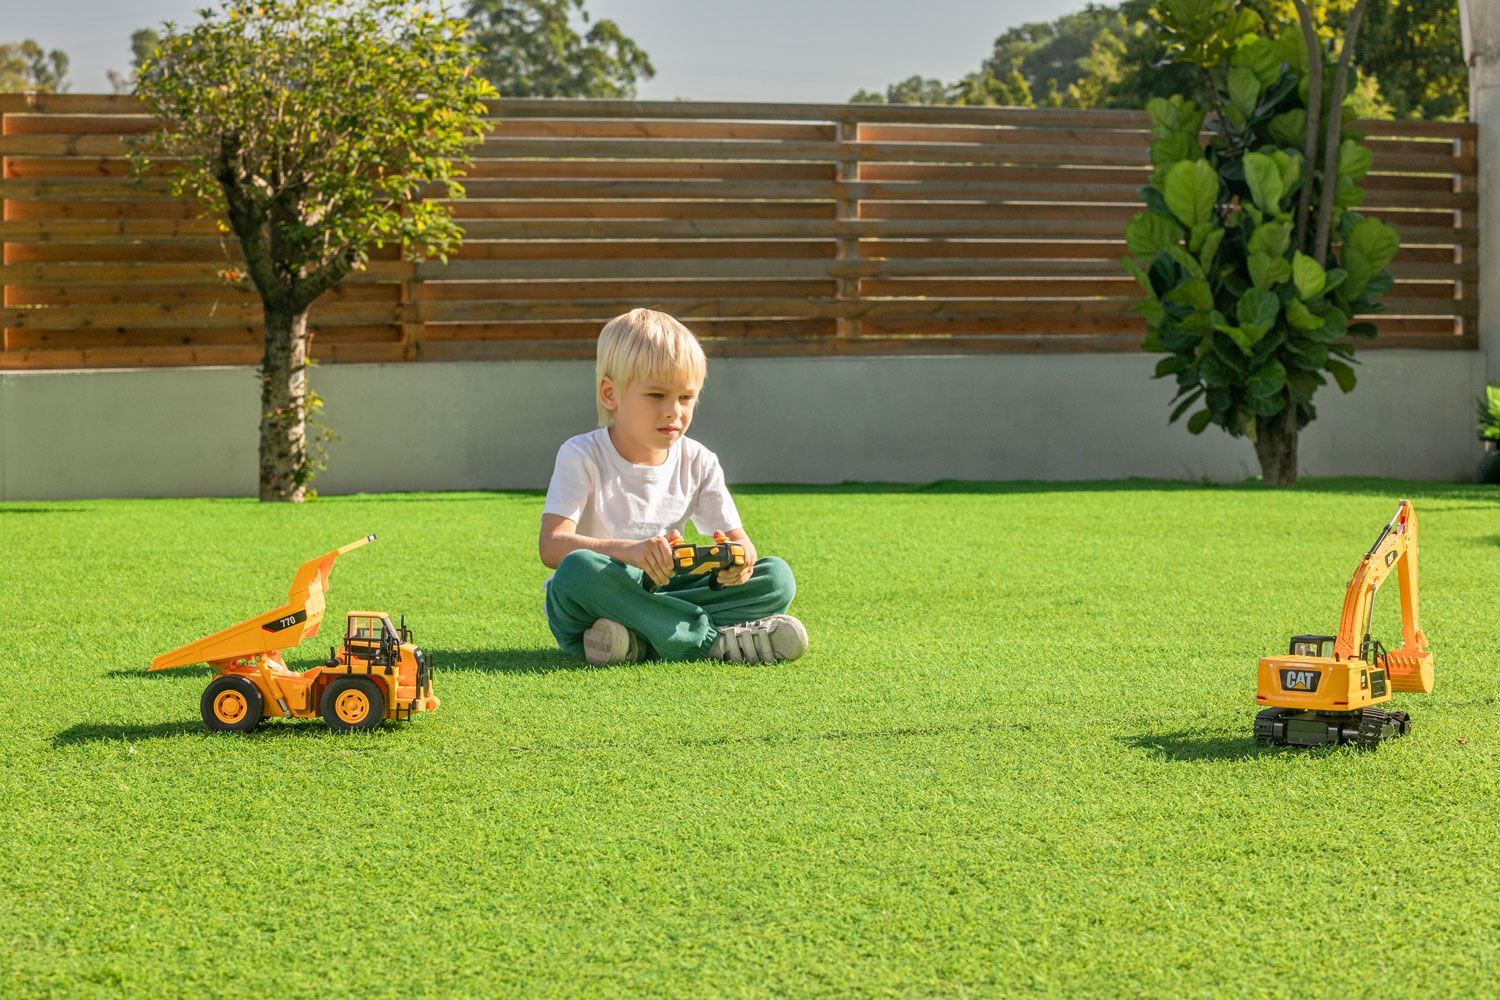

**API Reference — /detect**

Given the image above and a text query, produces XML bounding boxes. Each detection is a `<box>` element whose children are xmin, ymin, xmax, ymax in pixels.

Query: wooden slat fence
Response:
<box><xmin>0</xmin><ymin>93</ymin><xmax>1478</xmax><ymax>369</ymax></box>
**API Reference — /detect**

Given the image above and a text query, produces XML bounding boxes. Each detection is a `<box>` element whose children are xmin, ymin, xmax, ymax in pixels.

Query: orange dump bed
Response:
<box><xmin>149</xmin><ymin>535</ymin><xmax>375</xmax><ymax>671</ymax></box>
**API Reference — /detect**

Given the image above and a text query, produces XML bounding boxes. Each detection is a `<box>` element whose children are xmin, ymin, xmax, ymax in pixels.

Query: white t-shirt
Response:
<box><xmin>541</xmin><ymin>427</ymin><xmax>742</xmax><ymax>587</ymax></box>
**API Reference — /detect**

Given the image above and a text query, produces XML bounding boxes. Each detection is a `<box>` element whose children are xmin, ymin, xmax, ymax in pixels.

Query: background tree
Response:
<box><xmin>1350</xmin><ymin>0</ymin><xmax>1467</xmax><ymax>119</ymax></box>
<box><xmin>0</xmin><ymin>40</ymin><xmax>70</xmax><ymax>92</ymax></box>
<box><xmin>463</xmin><ymin>0</ymin><xmax>653</xmax><ymax>97</ymax></box>
<box><xmin>1122</xmin><ymin>0</ymin><xmax>1398</xmax><ymax>487</ymax></box>
<box><xmin>129</xmin><ymin>0</ymin><xmax>496</xmax><ymax>502</ymax></box>
<box><xmin>107</xmin><ymin>29</ymin><xmax>162</xmax><ymax>95</ymax></box>
<box><xmin>849</xmin><ymin>0</ymin><xmax>1462</xmax><ymax>117</ymax></box>
<box><xmin>851</xmin><ymin>76</ymin><xmax>951</xmax><ymax>105</ymax></box>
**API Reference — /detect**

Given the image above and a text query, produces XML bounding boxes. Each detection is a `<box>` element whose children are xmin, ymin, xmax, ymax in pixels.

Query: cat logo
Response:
<box><xmin>1386</xmin><ymin>550</ymin><xmax>1397</xmax><ymax>567</ymax></box>
<box><xmin>1279</xmin><ymin>668</ymin><xmax>1322</xmax><ymax>693</ymax></box>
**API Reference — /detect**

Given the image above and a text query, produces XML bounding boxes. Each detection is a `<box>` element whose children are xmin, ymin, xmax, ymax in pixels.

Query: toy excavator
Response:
<box><xmin>1254</xmin><ymin>500</ymin><xmax>1434</xmax><ymax>748</ymax></box>
<box><xmin>150</xmin><ymin>535</ymin><xmax>439</xmax><ymax>733</ymax></box>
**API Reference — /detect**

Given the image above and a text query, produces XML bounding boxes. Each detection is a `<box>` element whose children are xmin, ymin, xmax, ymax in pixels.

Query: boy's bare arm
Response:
<box><xmin>540</xmin><ymin>513</ymin><xmax>675</xmax><ymax>586</ymax></box>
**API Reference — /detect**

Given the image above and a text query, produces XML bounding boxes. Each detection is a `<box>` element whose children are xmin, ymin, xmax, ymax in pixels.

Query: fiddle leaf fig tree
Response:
<box><xmin>129</xmin><ymin>0</ymin><xmax>497</xmax><ymax>501</ymax></box>
<box><xmin>1122</xmin><ymin>0</ymin><xmax>1397</xmax><ymax>486</ymax></box>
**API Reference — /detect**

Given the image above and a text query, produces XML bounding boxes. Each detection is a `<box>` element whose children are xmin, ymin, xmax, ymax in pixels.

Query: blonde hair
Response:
<box><xmin>595</xmin><ymin>308</ymin><xmax>707</xmax><ymax>427</ymax></box>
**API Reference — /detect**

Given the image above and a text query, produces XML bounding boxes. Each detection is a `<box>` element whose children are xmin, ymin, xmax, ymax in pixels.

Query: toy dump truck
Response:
<box><xmin>151</xmin><ymin>535</ymin><xmax>439</xmax><ymax>733</ymax></box>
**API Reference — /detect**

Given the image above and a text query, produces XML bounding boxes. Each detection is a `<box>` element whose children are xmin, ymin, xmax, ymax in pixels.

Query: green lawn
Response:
<box><xmin>4</xmin><ymin>479</ymin><xmax>1499</xmax><ymax>997</ymax></box>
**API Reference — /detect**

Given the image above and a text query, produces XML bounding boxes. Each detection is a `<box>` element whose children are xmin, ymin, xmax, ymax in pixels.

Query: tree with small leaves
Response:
<box><xmin>463</xmin><ymin>0</ymin><xmax>653</xmax><ymax>98</ymax></box>
<box><xmin>0</xmin><ymin>40</ymin><xmax>70</xmax><ymax>92</ymax></box>
<box><xmin>129</xmin><ymin>0</ymin><xmax>497</xmax><ymax>501</ymax></box>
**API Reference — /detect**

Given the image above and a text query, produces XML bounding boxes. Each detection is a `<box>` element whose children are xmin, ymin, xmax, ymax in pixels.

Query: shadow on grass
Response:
<box><xmin>100</xmin><ymin>650</ymin><xmax>586</xmax><ymax>680</ymax></box>
<box><xmin>1121</xmin><ymin>731</ymin><xmax>1275</xmax><ymax>762</ymax></box>
<box><xmin>104</xmin><ymin>665</ymin><xmax>215</xmax><ymax>680</ymax></box>
<box><xmin>0</xmin><ymin>505</ymin><xmax>90</xmax><ymax>514</ymax></box>
<box><xmin>51</xmin><ymin>717</ymin><xmax>329</xmax><ymax>747</ymax></box>
<box><xmin>427</xmin><ymin>647</ymin><xmax>594</xmax><ymax>675</ymax></box>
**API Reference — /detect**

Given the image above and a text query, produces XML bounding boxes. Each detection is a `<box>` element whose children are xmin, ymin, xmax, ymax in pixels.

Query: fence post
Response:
<box><xmin>834</xmin><ymin>113</ymin><xmax>860</xmax><ymax>342</ymax></box>
<box><xmin>0</xmin><ymin>94</ymin><xmax>17</xmax><ymax>358</ymax></box>
<box><xmin>1456</xmin><ymin>131</ymin><xmax>1477</xmax><ymax>344</ymax></box>
<box><xmin>399</xmin><ymin>263</ymin><xmax>422</xmax><ymax>361</ymax></box>
<box><xmin>1465</xmin><ymin>0</ymin><xmax>1500</xmax><ymax>383</ymax></box>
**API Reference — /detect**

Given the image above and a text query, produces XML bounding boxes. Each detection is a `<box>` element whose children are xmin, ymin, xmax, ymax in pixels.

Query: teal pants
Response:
<box><xmin>544</xmin><ymin>549</ymin><xmax>796</xmax><ymax>661</ymax></box>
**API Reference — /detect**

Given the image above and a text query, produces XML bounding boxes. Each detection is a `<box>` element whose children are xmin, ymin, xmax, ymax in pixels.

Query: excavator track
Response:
<box><xmin>1356</xmin><ymin>706</ymin><xmax>1411</xmax><ymax>749</ymax></box>
<box><xmin>1254</xmin><ymin>706</ymin><xmax>1411</xmax><ymax>748</ymax></box>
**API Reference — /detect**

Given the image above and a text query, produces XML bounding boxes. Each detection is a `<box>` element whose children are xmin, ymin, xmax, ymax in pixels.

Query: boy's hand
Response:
<box><xmin>628</xmin><ymin>534</ymin><xmax>676</xmax><ymax>588</ymax></box>
<box><xmin>716</xmin><ymin>533</ymin><xmax>756</xmax><ymax>587</ymax></box>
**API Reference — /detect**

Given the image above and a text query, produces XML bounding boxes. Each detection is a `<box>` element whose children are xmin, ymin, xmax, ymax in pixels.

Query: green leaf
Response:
<box><xmin>1341</xmin><ymin>217</ymin><xmax>1400</xmax><ymax>299</ymax></box>
<box><xmin>1236</xmin><ymin>287</ymin><xmax>1280</xmax><ymax>339</ymax></box>
<box><xmin>1272</xmin><ymin>150</ymin><xmax>1302</xmax><ymax>198</ymax></box>
<box><xmin>1248</xmin><ymin>221</ymin><xmax>1292</xmax><ymax>257</ymax></box>
<box><xmin>1284</xmin><ymin>298</ymin><xmax>1324</xmax><ymax>330</ymax></box>
<box><xmin>1268</xmin><ymin>108</ymin><xmax>1306</xmax><ymax>146</ymax></box>
<box><xmin>1336</xmin><ymin>138</ymin><xmax>1373</xmax><ymax>183</ymax></box>
<box><xmin>1147</xmin><ymin>94</ymin><xmax>1204</xmax><ymax>137</ymax></box>
<box><xmin>1164</xmin><ymin>158</ymin><xmax>1219</xmax><ymax>229</ymax></box>
<box><xmin>1121</xmin><ymin>256</ymin><xmax>1156</xmax><ymax>297</ymax></box>
<box><xmin>1248</xmin><ymin>358</ymin><xmax>1287</xmax><ymax>398</ymax></box>
<box><xmin>1212</xmin><ymin>322</ymin><xmax>1254</xmax><ymax>355</ymax></box>
<box><xmin>1170</xmin><ymin>388</ymin><xmax>1204</xmax><ymax>422</ymax></box>
<box><xmin>1231</xmin><ymin>36</ymin><xmax>1284</xmax><ymax>88</ymax></box>
<box><xmin>1243</xmin><ymin>152</ymin><xmax>1283</xmax><ymax>215</ymax></box>
<box><xmin>1248</xmin><ymin>251</ymin><xmax>1290</xmax><ymax>290</ymax></box>
<box><xmin>1126</xmin><ymin>212</ymin><xmax>1185</xmax><ymax>257</ymax></box>
<box><xmin>1164</xmin><ymin>243</ymin><xmax>1207</xmax><ymax>280</ymax></box>
<box><xmin>1197</xmin><ymin>227</ymin><xmax>1225</xmax><ymax>273</ymax></box>
<box><xmin>1292</xmin><ymin>251</ymin><xmax>1326</xmax><ymax>300</ymax></box>
<box><xmin>1227</xmin><ymin>66</ymin><xmax>1260</xmax><ymax>116</ymax></box>
<box><xmin>1325</xmin><ymin>359</ymin><xmax>1357</xmax><ymax>393</ymax></box>
<box><xmin>1166</xmin><ymin>277</ymin><xmax>1214</xmax><ymax>313</ymax></box>
<box><xmin>1304</xmin><ymin>307</ymin><xmax>1349</xmax><ymax>343</ymax></box>
<box><xmin>1285</xmin><ymin>339</ymin><xmax>1329</xmax><ymax>371</ymax></box>
<box><xmin>1187</xmin><ymin>408</ymin><xmax>1212</xmax><ymax>434</ymax></box>
<box><xmin>1333</xmin><ymin>174</ymin><xmax>1365</xmax><ymax>209</ymax></box>
<box><xmin>1151</xmin><ymin>131</ymin><xmax>1202</xmax><ymax>166</ymax></box>
<box><xmin>1188</xmin><ymin>222</ymin><xmax>1214</xmax><ymax>254</ymax></box>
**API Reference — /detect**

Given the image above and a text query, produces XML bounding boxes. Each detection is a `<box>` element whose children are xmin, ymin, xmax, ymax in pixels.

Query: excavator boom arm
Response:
<box><xmin>1331</xmin><ymin>502</ymin><xmax>1424</xmax><ymax>661</ymax></box>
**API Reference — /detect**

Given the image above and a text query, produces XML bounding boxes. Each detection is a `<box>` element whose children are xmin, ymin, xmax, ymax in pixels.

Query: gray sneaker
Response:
<box><xmin>708</xmin><ymin>615</ymin><xmax>808</xmax><ymax>664</ymax></box>
<box><xmin>582</xmin><ymin>618</ymin><xmax>643</xmax><ymax>665</ymax></box>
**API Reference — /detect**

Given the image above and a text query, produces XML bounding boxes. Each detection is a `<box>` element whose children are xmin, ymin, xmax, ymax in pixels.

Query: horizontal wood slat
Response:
<box><xmin>1</xmin><ymin>94</ymin><xmax>1477</xmax><ymax>369</ymax></box>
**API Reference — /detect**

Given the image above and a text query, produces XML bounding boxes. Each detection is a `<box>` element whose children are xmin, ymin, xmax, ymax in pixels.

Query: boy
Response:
<box><xmin>538</xmin><ymin>308</ymin><xmax>808</xmax><ymax>666</ymax></box>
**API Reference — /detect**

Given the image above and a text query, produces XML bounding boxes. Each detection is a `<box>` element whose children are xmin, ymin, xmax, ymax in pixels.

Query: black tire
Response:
<box><xmin>201</xmin><ymin>675</ymin><xmax>265</xmax><ymax>733</ymax></box>
<box><xmin>321</xmin><ymin>676</ymin><xmax>386</xmax><ymax>733</ymax></box>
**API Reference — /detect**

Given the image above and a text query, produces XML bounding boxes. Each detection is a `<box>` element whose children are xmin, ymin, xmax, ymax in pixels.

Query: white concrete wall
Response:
<box><xmin>0</xmin><ymin>351</ymin><xmax>1486</xmax><ymax>501</ymax></box>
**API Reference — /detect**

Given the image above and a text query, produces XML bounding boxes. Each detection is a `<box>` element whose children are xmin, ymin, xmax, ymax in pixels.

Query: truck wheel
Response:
<box><xmin>321</xmin><ymin>676</ymin><xmax>386</xmax><ymax>732</ymax></box>
<box><xmin>201</xmin><ymin>675</ymin><xmax>264</xmax><ymax>733</ymax></box>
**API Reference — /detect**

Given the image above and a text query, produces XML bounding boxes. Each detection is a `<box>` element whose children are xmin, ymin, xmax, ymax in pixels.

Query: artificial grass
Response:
<box><xmin>3</xmin><ymin>478</ymin><xmax>1499</xmax><ymax>997</ymax></box>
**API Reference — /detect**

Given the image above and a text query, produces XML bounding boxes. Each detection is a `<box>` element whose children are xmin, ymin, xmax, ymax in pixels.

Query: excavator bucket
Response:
<box><xmin>150</xmin><ymin>535</ymin><xmax>376</xmax><ymax>671</ymax></box>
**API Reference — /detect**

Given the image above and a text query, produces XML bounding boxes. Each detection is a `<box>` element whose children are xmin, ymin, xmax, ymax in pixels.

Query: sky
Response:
<box><xmin>5</xmin><ymin>0</ymin><xmax>1098</xmax><ymax>102</ymax></box>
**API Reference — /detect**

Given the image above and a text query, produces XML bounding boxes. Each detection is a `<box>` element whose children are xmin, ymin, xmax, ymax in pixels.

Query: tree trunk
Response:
<box><xmin>259</xmin><ymin>304</ymin><xmax>310</xmax><ymax>502</ymax></box>
<box><xmin>1253</xmin><ymin>404</ymin><xmax>1299</xmax><ymax>487</ymax></box>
